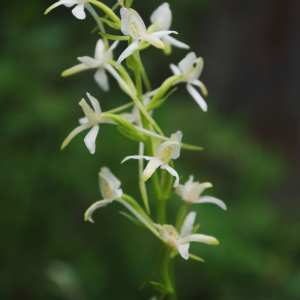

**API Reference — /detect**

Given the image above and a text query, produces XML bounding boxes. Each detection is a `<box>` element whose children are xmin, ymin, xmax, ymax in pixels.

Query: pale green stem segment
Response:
<box><xmin>99</xmin><ymin>32</ymin><xmax>129</xmax><ymax>41</ymax></box>
<box><xmin>106</xmin><ymin>59</ymin><xmax>136</xmax><ymax>94</ymax></box>
<box><xmin>87</xmin><ymin>0</ymin><xmax>120</xmax><ymax>24</ymax></box>
<box><xmin>104</xmin><ymin>101</ymin><xmax>134</xmax><ymax>114</ymax></box>
<box><xmin>97</xmin><ymin>17</ymin><xmax>120</xmax><ymax>29</ymax></box>
<box><xmin>175</xmin><ymin>202</ymin><xmax>190</xmax><ymax>231</ymax></box>
<box><xmin>138</xmin><ymin>142</ymin><xmax>150</xmax><ymax>214</ymax></box>
<box><xmin>104</xmin><ymin>63</ymin><xmax>164</xmax><ymax>136</ymax></box>
<box><xmin>85</xmin><ymin>3</ymin><xmax>108</xmax><ymax>50</ymax></box>
<box><xmin>117</xmin><ymin>198</ymin><xmax>159</xmax><ymax>237</ymax></box>
<box><xmin>135</xmin><ymin>50</ymin><xmax>152</xmax><ymax>92</ymax></box>
<box><xmin>134</xmin><ymin>126</ymin><xmax>203</xmax><ymax>151</ymax></box>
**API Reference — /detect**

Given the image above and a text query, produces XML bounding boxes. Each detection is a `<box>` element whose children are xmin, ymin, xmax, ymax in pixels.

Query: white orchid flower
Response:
<box><xmin>61</xmin><ymin>93</ymin><xmax>112</xmax><ymax>154</ymax></box>
<box><xmin>170</xmin><ymin>52</ymin><xmax>208</xmax><ymax>111</ymax></box>
<box><xmin>121</xmin><ymin>131</ymin><xmax>182</xmax><ymax>187</ymax></box>
<box><xmin>175</xmin><ymin>176</ymin><xmax>227</xmax><ymax>210</ymax></box>
<box><xmin>150</xmin><ymin>3</ymin><xmax>189</xmax><ymax>52</ymax></box>
<box><xmin>85</xmin><ymin>167</ymin><xmax>123</xmax><ymax>222</ymax></box>
<box><xmin>116</xmin><ymin>7</ymin><xmax>178</xmax><ymax>68</ymax></box>
<box><xmin>62</xmin><ymin>39</ymin><xmax>119</xmax><ymax>91</ymax></box>
<box><xmin>155</xmin><ymin>212</ymin><xmax>219</xmax><ymax>260</ymax></box>
<box><xmin>45</xmin><ymin>0</ymin><xmax>88</xmax><ymax>20</ymax></box>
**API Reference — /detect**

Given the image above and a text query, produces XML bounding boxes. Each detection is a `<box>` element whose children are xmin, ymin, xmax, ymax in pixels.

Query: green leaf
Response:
<box><xmin>189</xmin><ymin>253</ymin><xmax>205</xmax><ymax>262</ymax></box>
<box><xmin>192</xmin><ymin>223</ymin><xmax>200</xmax><ymax>234</ymax></box>
<box><xmin>119</xmin><ymin>211</ymin><xmax>145</xmax><ymax>228</ymax></box>
<box><xmin>99</xmin><ymin>32</ymin><xmax>129</xmax><ymax>41</ymax></box>
<box><xmin>97</xmin><ymin>17</ymin><xmax>120</xmax><ymax>29</ymax></box>
<box><xmin>150</xmin><ymin>282</ymin><xmax>169</xmax><ymax>294</ymax></box>
<box><xmin>147</xmin><ymin>74</ymin><xmax>183</xmax><ymax>108</ymax></box>
<box><xmin>147</xmin><ymin>88</ymin><xmax>177</xmax><ymax>111</ymax></box>
<box><xmin>160</xmin><ymin>160</ymin><xmax>174</xmax><ymax>199</ymax></box>
<box><xmin>181</xmin><ymin>143</ymin><xmax>203</xmax><ymax>151</ymax></box>
<box><xmin>125</xmin><ymin>0</ymin><xmax>134</xmax><ymax>8</ymax></box>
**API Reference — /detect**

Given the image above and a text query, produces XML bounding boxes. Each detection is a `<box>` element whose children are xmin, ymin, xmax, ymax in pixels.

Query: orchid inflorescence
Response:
<box><xmin>45</xmin><ymin>1</ymin><xmax>226</xmax><ymax>299</ymax></box>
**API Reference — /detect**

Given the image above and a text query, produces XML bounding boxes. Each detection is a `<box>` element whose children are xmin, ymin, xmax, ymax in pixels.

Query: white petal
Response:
<box><xmin>188</xmin><ymin>57</ymin><xmax>203</xmax><ymax>82</ymax></box>
<box><xmin>99</xmin><ymin>167</ymin><xmax>122</xmax><ymax>197</ymax></box>
<box><xmin>191</xmin><ymin>79</ymin><xmax>208</xmax><ymax>96</ymax></box>
<box><xmin>86</xmin><ymin>93</ymin><xmax>101</xmax><ymax>120</ymax></box>
<box><xmin>143</xmin><ymin>158</ymin><xmax>165</xmax><ymax>182</ymax></box>
<box><xmin>116</xmin><ymin>40</ymin><xmax>139</xmax><ymax>69</ymax></box>
<box><xmin>155</xmin><ymin>224</ymin><xmax>178</xmax><ymax>243</ymax></box>
<box><xmin>177</xmin><ymin>243</ymin><xmax>190</xmax><ymax>260</ymax></box>
<box><xmin>72</xmin><ymin>3</ymin><xmax>86</xmax><ymax>20</ymax></box>
<box><xmin>160</xmin><ymin>164</ymin><xmax>179</xmax><ymax>187</ymax></box>
<box><xmin>94</xmin><ymin>39</ymin><xmax>105</xmax><ymax>61</ymax></box>
<box><xmin>44</xmin><ymin>0</ymin><xmax>76</xmax><ymax>14</ymax></box>
<box><xmin>150</xmin><ymin>3</ymin><xmax>172</xmax><ymax>31</ymax></box>
<box><xmin>79</xmin><ymin>99</ymin><xmax>98</xmax><ymax>124</ymax></box>
<box><xmin>178</xmin><ymin>52</ymin><xmax>196</xmax><ymax>75</ymax></box>
<box><xmin>163</xmin><ymin>35</ymin><xmax>190</xmax><ymax>49</ymax></box>
<box><xmin>84</xmin><ymin>125</ymin><xmax>99</xmax><ymax>154</ymax></box>
<box><xmin>151</xmin><ymin>30</ymin><xmax>178</xmax><ymax>39</ymax></box>
<box><xmin>107</xmin><ymin>188</ymin><xmax>123</xmax><ymax>202</ymax></box>
<box><xmin>79</xmin><ymin>116</ymin><xmax>88</xmax><ymax>125</ymax></box>
<box><xmin>196</xmin><ymin>196</ymin><xmax>227</xmax><ymax>210</ymax></box>
<box><xmin>121</xmin><ymin>155</ymin><xmax>154</xmax><ymax>164</ymax></box>
<box><xmin>180</xmin><ymin>212</ymin><xmax>196</xmax><ymax>239</ymax></box>
<box><xmin>61</xmin><ymin>63</ymin><xmax>89</xmax><ymax>77</ymax></box>
<box><xmin>186</xmin><ymin>84</ymin><xmax>208</xmax><ymax>112</ymax></box>
<box><xmin>62</xmin><ymin>0</ymin><xmax>77</xmax><ymax>8</ymax></box>
<box><xmin>84</xmin><ymin>199</ymin><xmax>110</xmax><ymax>222</ymax></box>
<box><xmin>127</xmin><ymin>8</ymin><xmax>147</xmax><ymax>37</ymax></box>
<box><xmin>170</xmin><ymin>64</ymin><xmax>182</xmax><ymax>76</ymax></box>
<box><xmin>180</xmin><ymin>234</ymin><xmax>219</xmax><ymax>246</ymax></box>
<box><xmin>141</xmin><ymin>33</ymin><xmax>164</xmax><ymax>49</ymax></box>
<box><xmin>120</xmin><ymin>7</ymin><xmax>130</xmax><ymax>36</ymax></box>
<box><xmin>61</xmin><ymin>123</ymin><xmax>91</xmax><ymax>150</ymax></box>
<box><xmin>94</xmin><ymin>68</ymin><xmax>109</xmax><ymax>91</ymax></box>
<box><xmin>105</xmin><ymin>40</ymin><xmax>119</xmax><ymax>61</ymax></box>
<box><xmin>77</xmin><ymin>56</ymin><xmax>100</xmax><ymax>68</ymax></box>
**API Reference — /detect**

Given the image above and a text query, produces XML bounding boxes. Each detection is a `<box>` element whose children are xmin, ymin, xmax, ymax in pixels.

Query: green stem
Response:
<box><xmin>85</xmin><ymin>3</ymin><xmax>109</xmax><ymax>50</ymax></box>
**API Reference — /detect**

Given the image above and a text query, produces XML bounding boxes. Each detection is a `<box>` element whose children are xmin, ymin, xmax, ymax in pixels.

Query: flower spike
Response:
<box><xmin>150</xmin><ymin>3</ymin><xmax>189</xmax><ymax>53</ymax></box>
<box><xmin>155</xmin><ymin>212</ymin><xmax>219</xmax><ymax>260</ymax></box>
<box><xmin>170</xmin><ymin>52</ymin><xmax>208</xmax><ymax>111</ymax></box>
<box><xmin>176</xmin><ymin>175</ymin><xmax>227</xmax><ymax>210</ymax></box>
<box><xmin>116</xmin><ymin>7</ymin><xmax>178</xmax><ymax>68</ymax></box>
<box><xmin>121</xmin><ymin>131</ymin><xmax>182</xmax><ymax>187</ymax></box>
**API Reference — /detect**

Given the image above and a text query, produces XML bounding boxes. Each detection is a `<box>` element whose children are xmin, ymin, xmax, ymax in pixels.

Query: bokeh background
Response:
<box><xmin>1</xmin><ymin>0</ymin><xmax>300</xmax><ymax>299</ymax></box>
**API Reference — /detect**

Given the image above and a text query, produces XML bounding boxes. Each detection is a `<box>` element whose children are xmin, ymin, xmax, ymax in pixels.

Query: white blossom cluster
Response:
<box><xmin>44</xmin><ymin>0</ymin><xmax>226</xmax><ymax>298</ymax></box>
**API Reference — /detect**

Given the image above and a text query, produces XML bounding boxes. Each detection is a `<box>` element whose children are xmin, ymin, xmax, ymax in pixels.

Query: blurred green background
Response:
<box><xmin>1</xmin><ymin>0</ymin><xmax>300</xmax><ymax>299</ymax></box>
